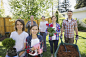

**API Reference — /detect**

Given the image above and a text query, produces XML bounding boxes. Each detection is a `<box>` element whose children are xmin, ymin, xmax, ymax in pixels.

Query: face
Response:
<box><xmin>42</xmin><ymin>17</ymin><xmax>45</xmax><ymax>20</ymax></box>
<box><xmin>67</xmin><ymin>12</ymin><xmax>73</xmax><ymax>18</ymax></box>
<box><xmin>52</xmin><ymin>17</ymin><xmax>56</xmax><ymax>23</ymax></box>
<box><xmin>16</xmin><ymin>21</ymin><xmax>23</xmax><ymax>31</ymax></box>
<box><xmin>30</xmin><ymin>16</ymin><xmax>34</xmax><ymax>21</ymax></box>
<box><xmin>31</xmin><ymin>26</ymin><xmax>38</xmax><ymax>35</ymax></box>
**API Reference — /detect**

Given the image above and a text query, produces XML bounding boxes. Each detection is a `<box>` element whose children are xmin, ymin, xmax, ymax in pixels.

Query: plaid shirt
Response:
<box><xmin>46</xmin><ymin>23</ymin><xmax>60</xmax><ymax>40</ymax></box>
<box><xmin>62</xmin><ymin>18</ymin><xmax>77</xmax><ymax>38</ymax></box>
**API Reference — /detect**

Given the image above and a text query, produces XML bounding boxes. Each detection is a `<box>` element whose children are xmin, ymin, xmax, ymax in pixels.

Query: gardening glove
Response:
<box><xmin>75</xmin><ymin>35</ymin><xmax>79</xmax><ymax>40</ymax></box>
<box><xmin>60</xmin><ymin>34</ymin><xmax>63</xmax><ymax>39</ymax></box>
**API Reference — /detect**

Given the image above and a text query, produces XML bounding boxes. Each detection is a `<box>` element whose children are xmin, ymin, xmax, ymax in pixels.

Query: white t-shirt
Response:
<box><xmin>68</xmin><ymin>20</ymin><xmax>71</xmax><ymax>22</ymax></box>
<box><xmin>39</xmin><ymin>21</ymin><xmax>48</xmax><ymax>32</ymax></box>
<box><xmin>10</xmin><ymin>31</ymin><xmax>28</xmax><ymax>57</ymax></box>
<box><xmin>29</xmin><ymin>38</ymin><xmax>40</xmax><ymax>56</ymax></box>
<box><xmin>52</xmin><ymin>26</ymin><xmax>56</xmax><ymax>40</ymax></box>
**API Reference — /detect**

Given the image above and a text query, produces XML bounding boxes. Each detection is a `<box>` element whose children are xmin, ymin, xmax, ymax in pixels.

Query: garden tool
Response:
<box><xmin>60</xmin><ymin>37</ymin><xmax>70</xmax><ymax>52</ymax></box>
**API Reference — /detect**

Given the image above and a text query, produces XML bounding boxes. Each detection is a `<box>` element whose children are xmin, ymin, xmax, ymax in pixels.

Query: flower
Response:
<box><xmin>54</xmin><ymin>33</ymin><xmax>57</xmax><ymax>35</ymax></box>
<box><xmin>50</xmin><ymin>24</ymin><xmax>53</xmax><ymax>27</ymax></box>
<box><xmin>46</xmin><ymin>23</ymin><xmax>49</xmax><ymax>26</ymax></box>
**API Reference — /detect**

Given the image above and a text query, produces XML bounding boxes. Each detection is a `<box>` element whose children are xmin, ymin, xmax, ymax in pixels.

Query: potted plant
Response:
<box><xmin>46</xmin><ymin>24</ymin><xmax>56</xmax><ymax>36</ymax></box>
<box><xmin>2</xmin><ymin>38</ymin><xmax>17</xmax><ymax>56</ymax></box>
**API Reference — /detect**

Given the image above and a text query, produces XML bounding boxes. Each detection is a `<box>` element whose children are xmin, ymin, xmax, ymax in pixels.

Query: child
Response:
<box><xmin>6</xmin><ymin>19</ymin><xmax>28</xmax><ymax>57</ymax></box>
<box><xmin>26</xmin><ymin>25</ymin><xmax>43</xmax><ymax>57</ymax></box>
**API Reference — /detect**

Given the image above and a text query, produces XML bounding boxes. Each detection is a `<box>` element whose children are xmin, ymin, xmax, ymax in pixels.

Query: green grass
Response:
<box><xmin>0</xmin><ymin>31</ymin><xmax>86</xmax><ymax>57</ymax></box>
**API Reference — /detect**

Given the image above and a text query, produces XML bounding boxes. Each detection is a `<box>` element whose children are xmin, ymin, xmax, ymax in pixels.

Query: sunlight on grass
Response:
<box><xmin>0</xmin><ymin>41</ymin><xmax>3</xmax><ymax>46</ymax></box>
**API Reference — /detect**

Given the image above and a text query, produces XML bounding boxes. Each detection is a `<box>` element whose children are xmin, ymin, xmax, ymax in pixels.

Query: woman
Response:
<box><xmin>26</xmin><ymin>25</ymin><xmax>43</xmax><ymax>57</ymax></box>
<box><xmin>6</xmin><ymin>19</ymin><xmax>28</xmax><ymax>57</ymax></box>
<box><xmin>46</xmin><ymin>16</ymin><xmax>60</xmax><ymax>57</ymax></box>
<box><xmin>39</xmin><ymin>16</ymin><xmax>48</xmax><ymax>52</ymax></box>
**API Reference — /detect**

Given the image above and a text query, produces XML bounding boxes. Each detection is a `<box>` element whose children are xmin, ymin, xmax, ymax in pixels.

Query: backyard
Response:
<box><xmin>0</xmin><ymin>31</ymin><xmax>86</xmax><ymax>57</ymax></box>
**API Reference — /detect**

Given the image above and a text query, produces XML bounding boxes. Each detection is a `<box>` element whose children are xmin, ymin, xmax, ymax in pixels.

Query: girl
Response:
<box><xmin>26</xmin><ymin>25</ymin><xmax>43</xmax><ymax>57</ymax></box>
<box><xmin>6</xmin><ymin>19</ymin><xmax>28</xmax><ymax>57</ymax></box>
<box><xmin>46</xmin><ymin>16</ymin><xmax>60</xmax><ymax>57</ymax></box>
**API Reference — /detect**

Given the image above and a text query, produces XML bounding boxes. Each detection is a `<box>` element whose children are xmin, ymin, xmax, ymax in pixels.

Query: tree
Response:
<box><xmin>75</xmin><ymin>0</ymin><xmax>86</xmax><ymax>9</ymax></box>
<box><xmin>8</xmin><ymin>0</ymin><xmax>53</xmax><ymax>20</ymax></box>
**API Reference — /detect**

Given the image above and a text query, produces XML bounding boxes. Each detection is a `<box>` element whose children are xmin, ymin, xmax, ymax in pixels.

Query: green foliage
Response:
<box><xmin>77</xmin><ymin>19</ymin><xmax>86</xmax><ymax>31</ymax></box>
<box><xmin>8</xmin><ymin>0</ymin><xmax>53</xmax><ymax>20</ymax></box>
<box><xmin>0</xmin><ymin>9</ymin><xmax>5</xmax><ymax>17</ymax></box>
<box><xmin>82</xmin><ymin>18</ymin><xmax>86</xmax><ymax>24</ymax></box>
<box><xmin>2</xmin><ymin>38</ymin><xmax>15</xmax><ymax>49</ymax></box>
<box><xmin>47</xmin><ymin>27</ymin><xmax>56</xmax><ymax>36</ymax></box>
<box><xmin>75</xmin><ymin>0</ymin><xmax>86</xmax><ymax>9</ymax></box>
<box><xmin>55</xmin><ymin>11</ymin><xmax>58</xmax><ymax>23</ymax></box>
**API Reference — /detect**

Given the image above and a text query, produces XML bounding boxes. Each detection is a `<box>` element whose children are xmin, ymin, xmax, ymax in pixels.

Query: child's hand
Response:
<box><xmin>31</xmin><ymin>47</ymin><xmax>35</xmax><ymax>51</ymax></box>
<box><xmin>37</xmin><ymin>49</ymin><xmax>43</xmax><ymax>54</ymax></box>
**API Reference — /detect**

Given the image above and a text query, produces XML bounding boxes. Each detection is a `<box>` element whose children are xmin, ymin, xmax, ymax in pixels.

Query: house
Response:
<box><xmin>63</xmin><ymin>7</ymin><xmax>86</xmax><ymax>27</ymax></box>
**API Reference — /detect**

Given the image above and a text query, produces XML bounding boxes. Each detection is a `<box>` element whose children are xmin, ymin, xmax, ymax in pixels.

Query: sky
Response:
<box><xmin>1</xmin><ymin>0</ymin><xmax>76</xmax><ymax>16</ymax></box>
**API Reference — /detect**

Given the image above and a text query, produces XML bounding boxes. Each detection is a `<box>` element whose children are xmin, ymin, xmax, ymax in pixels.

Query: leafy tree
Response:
<box><xmin>75</xmin><ymin>0</ymin><xmax>86</xmax><ymax>9</ymax></box>
<box><xmin>8</xmin><ymin>0</ymin><xmax>53</xmax><ymax>20</ymax></box>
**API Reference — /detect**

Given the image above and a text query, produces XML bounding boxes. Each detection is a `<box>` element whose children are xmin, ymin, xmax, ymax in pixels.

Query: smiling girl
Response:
<box><xmin>26</xmin><ymin>25</ymin><xmax>43</xmax><ymax>57</ymax></box>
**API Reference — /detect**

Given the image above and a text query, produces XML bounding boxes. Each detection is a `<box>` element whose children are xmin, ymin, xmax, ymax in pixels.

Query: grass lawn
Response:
<box><xmin>0</xmin><ymin>31</ymin><xmax>86</xmax><ymax>57</ymax></box>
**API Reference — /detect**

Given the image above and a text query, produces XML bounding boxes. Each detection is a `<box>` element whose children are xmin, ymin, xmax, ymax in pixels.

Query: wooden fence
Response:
<box><xmin>0</xmin><ymin>17</ymin><xmax>52</xmax><ymax>35</ymax></box>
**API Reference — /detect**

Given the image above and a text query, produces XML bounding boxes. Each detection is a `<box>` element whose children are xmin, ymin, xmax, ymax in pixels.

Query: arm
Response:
<box><xmin>19</xmin><ymin>43</ymin><xmax>26</xmax><ymax>56</ymax></box>
<box><xmin>26</xmin><ymin>21</ymin><xmax>30</xmax><ymax>28</ymax></box>
<box><xmin>56</xmin><ymin>24</ymin><xmax>60</xmax><ymax>34</ymax></box>
<box><xmin>39</xmin><ymin>22</ymin><xmax>41</xmax><ymax>32</ymax></box>
<box><xmin>75</xmin><ymin>21</ymin><xmax>78</xmax><ymax>35</ymax></box>
<box><xmin>75</xmin><ymin>27</ymin><xmax>78</xmax><ymax>35</ymax></box>
<box><xmin>19</xmin><ymin>33</ymin><xmax>29</xmax><ymax>56</ymax></box>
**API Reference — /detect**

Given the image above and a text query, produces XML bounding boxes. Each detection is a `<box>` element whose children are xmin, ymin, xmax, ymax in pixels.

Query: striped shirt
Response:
<box><xmin>62</xmin><ymin>18</ymin><xmax>77</xmax><ymax>38</ymax></box>
<box><xmin>46</xmin><ymin>23</ymin><xmax>60</xmax><ymax>40</ymax></box>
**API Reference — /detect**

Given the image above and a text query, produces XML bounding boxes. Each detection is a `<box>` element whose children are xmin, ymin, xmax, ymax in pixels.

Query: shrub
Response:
<box><xmin>77</xmin><ymin>19</ymin><xmax>86</xmax><ymax>31</ymax></box>
<box><xmin>82</xmin><ymin>18</ymin><xmax>86</xmax><ymax>24</ymax></box>
<box><xmin>2</xmin><ymin>38</ymin><xmax>15</xmax><ymax>49</ymax></box>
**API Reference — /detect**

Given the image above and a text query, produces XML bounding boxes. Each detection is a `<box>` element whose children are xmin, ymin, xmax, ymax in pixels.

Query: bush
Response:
<box><xmin>77</xmin><ymin>19</ymin><xmax>86</xmax><ymax>31</ymax></box>
<box><xmin>2</xmin><ymin>38</ymin><xmax>15</xmax><ymax>49</ymax></box>
<box><xmin>82</xmin><ymin>18</ymin><xmax>86</xmax><ymax>24</ymax></box>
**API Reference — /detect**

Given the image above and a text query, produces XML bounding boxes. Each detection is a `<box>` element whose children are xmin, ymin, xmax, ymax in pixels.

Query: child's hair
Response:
<box><xmin>15</xmin><ymin>19</ymin><xmax>25</xmax><ymax>31</ymax></box>
<box><xmin>30</xmin><ymin>25</ymin><xmax>39</xmax><ymax>30</ymax></box>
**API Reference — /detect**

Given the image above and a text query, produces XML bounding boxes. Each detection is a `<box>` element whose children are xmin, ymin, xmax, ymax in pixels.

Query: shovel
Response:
<box><xmin>60</xmin><ymin>37</ymin><xmax>70</xmax><ymax>52</ymax></box>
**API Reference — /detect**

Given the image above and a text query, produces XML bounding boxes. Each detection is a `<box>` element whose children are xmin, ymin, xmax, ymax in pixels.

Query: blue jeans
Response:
<box><xmin>49</xmin><ymin>40</ymin><xmax>58</xmax><ymax>54</ymax></box>
<box><xmin>40</xmin><ymin>32</ymin><xmax>47</xmax><ymax>51</ymax></box>
<box><xmin>5</xmin><ymin>55</ymin><xmax>18</xmax><ymax>57</ymax></box>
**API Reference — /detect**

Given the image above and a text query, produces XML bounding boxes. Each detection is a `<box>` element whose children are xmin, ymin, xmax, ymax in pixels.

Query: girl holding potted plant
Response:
<box><xmin>46</xmin><ymin>16</ymin><xmax>60</xmax><ymax>57</ymax></box>
<box><xmin>6</xmin><ymin>19</ymin><xmax>28</xmax><ymax>57</ymax></box>
<box><xmin>25</xmin><ymin>25</ymin><xmax>43</xmax><ymax>57</ymax></box>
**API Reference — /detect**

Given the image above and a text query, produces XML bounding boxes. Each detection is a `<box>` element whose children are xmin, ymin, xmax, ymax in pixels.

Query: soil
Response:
<box><xmin>0</xmin><ymin>36</ymin><xmax>7</xmax><ymax>41</ymax></box>
<box><xmin>57</xmin><ymin>45</ymin><xmax>79</xmax><ymax>57</ymax></box>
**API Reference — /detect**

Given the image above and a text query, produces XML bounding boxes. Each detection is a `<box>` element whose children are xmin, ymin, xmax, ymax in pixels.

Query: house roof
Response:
<box><xmin>73</xmin><ymin>7</ymin><xmax>86</xmax><ymax>12</ymax></box>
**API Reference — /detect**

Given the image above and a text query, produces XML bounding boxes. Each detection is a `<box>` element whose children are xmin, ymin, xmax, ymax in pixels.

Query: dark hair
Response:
<box><xmin>67</xmin><ymin>10</ymin><xmax>73</xmax><ymax>13</ymax></box>
<box><xmin>51</xmin><ymin>16</ymin><xmax>57</xmax><ymax>20</ymax></box>
<box><xmin>30</xmin><ymin>25</ymin><xmax>39</xmax><ymax>30</ymax></box>
<box><xmin>15</xmin><ymin>19</ymin><xmax>25</xmax><ymax>31</ymax></box>
<box><xmin>42</xmin><ymin>16</ymin><xmax>45</xmax><ymax>18</ymax></box>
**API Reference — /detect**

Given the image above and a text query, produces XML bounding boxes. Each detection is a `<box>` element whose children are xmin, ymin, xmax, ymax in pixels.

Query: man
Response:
<box><xmin>39</xmin><ymin>16</ymin><xmax>48</xmax><ymax>52</ymax></box>
<box><xmin>60</xmin><ymin>10</ymin><xmax>78</xmax><ymax>44</ymax></box>
<box><xmin>26</xmin><ymin>15</ymin><xmax>37</xmax><ymax>35</ymax></box>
